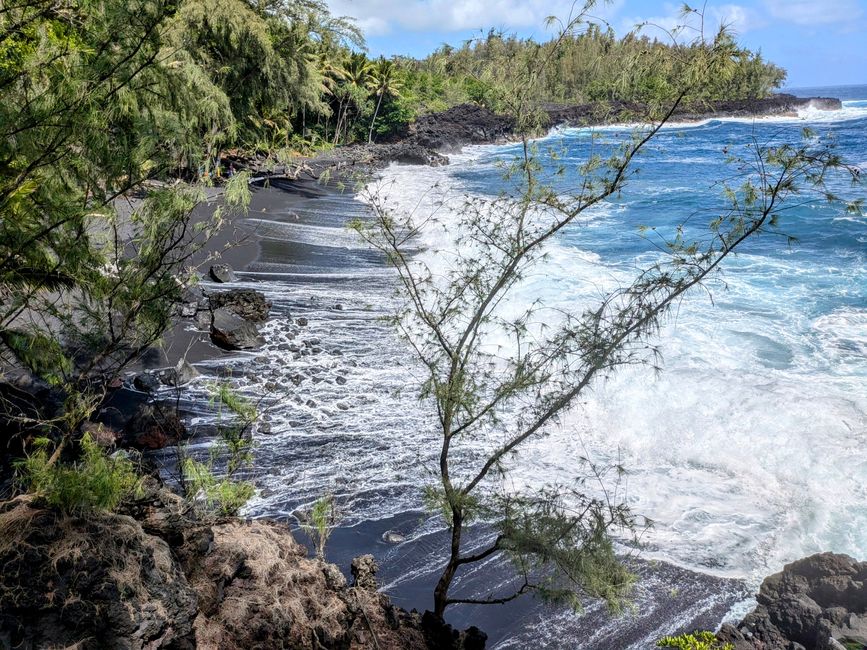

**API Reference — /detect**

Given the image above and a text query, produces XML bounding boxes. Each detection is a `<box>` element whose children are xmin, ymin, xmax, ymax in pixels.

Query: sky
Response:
<box><xmin>325</xmin><ymin>0</ymin><xmax>867</xmax><ymax>87</ymax></box>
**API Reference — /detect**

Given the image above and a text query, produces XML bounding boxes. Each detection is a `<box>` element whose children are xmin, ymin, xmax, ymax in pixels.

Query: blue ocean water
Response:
<box><xmin>376</xmin><ymin>89</ymin><xmax>867</xmax><ymax>583</ymax></box>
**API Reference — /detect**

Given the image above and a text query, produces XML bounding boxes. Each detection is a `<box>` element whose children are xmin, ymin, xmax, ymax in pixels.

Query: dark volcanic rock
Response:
<box><xmin>0</xmin><ymin>498</ymin><xmax>198</xmax><ymax>650</ymax></box>
<box><xmin>421</xmin><ymin>611</ymin><xmax>489</xmax><ymax>650</ymax></box>
<box><xmin>208</xmin><ymin>288</ymin><xmax>272</xmax><ymax>322</ymax></box>
<box><xmin>410</xmin><ymin>104</ymin><xmax>516</xmax><ymax>151</ymax></box>
<box><xmin>159</xmin><ymin>359</ymin><xmax>200</xmax><ymax>387</ymax></box>
<box><xmin>0</xmin><ymin>491</ymin><xmax>483</xmax><ymax>649</ymax></box>
<box><xmin>209</xmin><ymin>264</ymin><xmax>236</xmax><ymax>283</ymax></box>
<box><xmin>544</xmin><ymin>93</ymin><xmax>844</xmax><ymax>128</ymax></box>
<box><xmin>718</xmin><ymin>553</ymin><xmax>867</xmax><ymax>650</ymax></box>
<box><xmin>210</xmin><ymin>307</ymin><xmax>265</xmax><ymax>350</ymax></box>
<box><xmin>351</xmin><ymin>554</ymin><xmax>379</xmax><ymax>590</ymax></box>
<box><xmin>133</xmin><ymin>372</ymin><xmax>162</xmax><ymax>393</ymax></box>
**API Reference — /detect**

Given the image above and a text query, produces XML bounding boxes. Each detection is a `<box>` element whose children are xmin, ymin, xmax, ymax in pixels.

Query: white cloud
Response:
<box><xmin>326</xmin><ymin>0</ymin><xmax>624</xmax><ymax>37</ymax></box>
<box><xmin>763</xmin><ymin>0</ymin><xmax>863</xmax><ymax>26</ymax></box>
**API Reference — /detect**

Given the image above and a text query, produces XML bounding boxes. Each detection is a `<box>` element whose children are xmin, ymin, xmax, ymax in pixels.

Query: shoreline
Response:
<box><xmin>131</xmin><ymin>91</ymin><xmax>852</xmax><ymax>646</ymax></box>
<box><xmin>151</xmin><ymin>170</ymin><xmax>753</xmax><ymax>648</ymax></box>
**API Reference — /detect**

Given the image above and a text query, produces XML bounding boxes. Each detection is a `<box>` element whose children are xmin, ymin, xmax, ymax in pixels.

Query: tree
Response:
<box><xmin>352</xmin><ymin>2</ymin><xmax>860</xmax><ymax>620</ymax></box>
<box><xmin>0</xmin><ymin>0</ymin><xmax>251</xmax><ymax>470</ymax></box>
<box><xmin>367</xmin><ymin>57</ymin><xmax>403</xmax><ymax>143</ymax></box>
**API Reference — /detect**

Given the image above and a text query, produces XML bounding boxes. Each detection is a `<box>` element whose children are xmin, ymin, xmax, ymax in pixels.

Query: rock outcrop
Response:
<box><xmin>123</xmin><ymin>402</ymin><xmax>188</xmax><ymax>450</ymax></box>
<box><xmin>409</xmin><ymin>104</ymin><xmax>517</xmax><ymax>151</ymax></box>
<box><xmin>545</xmin><ymin>94</ymin><xmax>843</xmax><ymax>128</ymax></box>
<box><xmin>208</xmin><ymin>288</ymin><xmax>272</xmax><ymax>322</ymax></box>
<box><xmin>210</xmin><ymin>307</ymin><xmax>266</xmax><ymax>350</ymax></box>
<box><xmin>718</xmin><ymin>553</ymin><xmax>867</xmax><ymax>650</ymax></box>
<box><xmin>0</xmin><ymin>485</ymin><xmax>484</xmax><ymax>649</ymax></box>
<box><xmin>209</xmin><ymin>264</ymin><xmax>236</xmax><ymax>283</ymax></box>
<box><xmin>0</xmin><ymin>496</ymin><xmax>198</xmax><ymax>650</ymax></box>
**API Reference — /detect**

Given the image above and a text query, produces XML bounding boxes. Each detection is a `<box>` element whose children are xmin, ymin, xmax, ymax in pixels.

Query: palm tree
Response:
<box><xmin>333</xmin><ymin>52</ymin><xmax>372</xmax><ymax>144</ymax></box>
<box><xmin>367</xmin><ymin>58</ymin><xmax>403</xmax><ymax>144</ymax></box>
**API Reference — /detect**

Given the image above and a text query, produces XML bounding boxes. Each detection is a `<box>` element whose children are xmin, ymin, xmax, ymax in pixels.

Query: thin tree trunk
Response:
<box><xmin>368</xmin><ymin>90</ymin><xmax>384</xmax><ymax>144</ymax></box>
<box><xmin>433</xmin><ymin>510</ymin><xmax>462</xmax><ymax>617</ymax></box>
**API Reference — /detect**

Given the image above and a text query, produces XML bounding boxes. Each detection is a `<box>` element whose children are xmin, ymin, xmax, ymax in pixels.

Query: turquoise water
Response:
<box><xmin>376</xmin><ymin>90</ymin><xmax>867</xmax><ymax>582</ymax></box>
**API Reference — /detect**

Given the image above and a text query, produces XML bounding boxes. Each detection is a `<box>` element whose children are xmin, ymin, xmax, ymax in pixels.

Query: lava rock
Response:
<box><xmin>381</xmin><ymin>530</ymin><xmax>406</xmax><ymax>544</ymax></box>
<box><xmin>718</xmin><ymin>552</ymin><xmax>867</xmax><ymax>650</ymax></box>
<box><xmin>209</xmin><ymin>264</ymin><xmax>236</xmax><ymax>283</ymax></box>
<box><xmin>208</xmin><ymin>289</ymin><xmax>271</xmax><ymax>322</ymax></box>
<box><xmin>160</xmin><ymin>359</ymin><xmax>200</xmax><ymax>387</ymax></box>
<box><xmin>210</xmin><ymin>308</ymin><xmax>265</xmax><ymax>350</ymax></box>
<box><xmin>123</xmin><ymin>403</ymin><xmax>187</xmax><ymax>450</ymax></box>
<box><xmin>194</xmin><ymin>310</ymin><xmax>212</xmax><ymax>331</ymax></box>
<box><xmin>351</xmin><ymin>555</ymin><xmax>379</xmax><ymax>591</ymax></box>
<box><xmin>133</xmin><ymin>372</ymin><xmax>161</xmax><ymax>393</ymax></box>
<box><xmin>411</xmin><ymin>103</ymin><xmax>517</xmax><ymax>151</ymax></box>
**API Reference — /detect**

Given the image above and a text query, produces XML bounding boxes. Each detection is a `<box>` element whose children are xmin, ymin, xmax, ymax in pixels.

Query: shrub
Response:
<box><xmin>17</xmin><ymin>434</ymin><xmax>141</xmax><ymax>513</ymax></box>
<box><xmin>182</xmin><ymin>457</ymin><xmax>255</xmax><ymax>516</ymax></box>
<box><xmin>299</xmin><ymin>493</ymin><xmax>339</xmax><ymax>560</ymax></box>
<box><xmin>657</xmin><ymin>631</ymin><xmax>734</xmax><ymax>650</ymax></box>
<box><xmin>182</xmin><ymin>381</ymin><xmax>257</xmax><ymax>516</ymax></box>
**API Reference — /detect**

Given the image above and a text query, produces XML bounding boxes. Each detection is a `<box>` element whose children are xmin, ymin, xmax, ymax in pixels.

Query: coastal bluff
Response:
<box><xmin>0</xmin><ymin>482</ymin><xmax>486</xmax><ymax>650</ymax></box>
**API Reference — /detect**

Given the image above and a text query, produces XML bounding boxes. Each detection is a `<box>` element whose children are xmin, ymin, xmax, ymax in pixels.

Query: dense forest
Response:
<box><xmin>398</xmin><ymin>24</ymin><xmax>785</xmax><ymax>116</ymax></box>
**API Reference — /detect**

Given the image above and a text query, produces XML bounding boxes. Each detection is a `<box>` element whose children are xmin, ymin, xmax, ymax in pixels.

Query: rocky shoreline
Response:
<box><xmin>718</xmin><ymin>553</ymin><xmax>867</xmax><ymax>650</ymax></box>
<box><xmin>234</xmin><ymin>93</ymin><xmax>843</xmax><ymax>178</ymax></box>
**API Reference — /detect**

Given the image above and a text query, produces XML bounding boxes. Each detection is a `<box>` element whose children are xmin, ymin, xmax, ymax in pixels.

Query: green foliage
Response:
<box><xmin>300</xmin><ymin>493</ymin><xmax>339</xmax><ymax>560</ymax></box>
<box><xmin>182</xmin><ymin>457</ymin><xmax>255</xmax><ymax>517</ymax></box>
<box><xmin>16</xmin><ymin>434</ymin><xmax>142</xmax><ymax>514</ymax></box>
<box><xmin>182</xmin><ymin>382</ymin><xmax>257</xmax><ymax>516</ymax></box>
<box><xmin>657</xmin><ymin>631</ymin><xmax>733</xmax><ymax>650</ymax></box>
<box><xmin>391</xmin><ymin>20</ymin><xmax>785</xmax><ymax>119</ymax></box>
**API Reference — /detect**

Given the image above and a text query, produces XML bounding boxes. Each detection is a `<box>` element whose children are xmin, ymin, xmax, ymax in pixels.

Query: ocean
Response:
<box><xmin>171</xmin><ymin>87</ymin><xmax>867</xmax><ymax>647</ymax></box>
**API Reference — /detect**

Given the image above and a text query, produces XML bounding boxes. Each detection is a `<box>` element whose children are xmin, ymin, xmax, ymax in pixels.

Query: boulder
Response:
<box><xmin>209</xmin><ymin>308</ymin><xmax>265</xmax><ymax>350</ymax></box>
<box><xmin>194</xmin><ymin>309</ymin><xmax>212</xmax><ymax>331</ymax></box>
<box><xmin>381</xmin><ymin>530</ymin><xmax>406</xmax><ymax>544</ymax></box>
<box><xmin>133</xmin><ymin>372</ymin><xmax>162</xmax><ymax>393</ymax></box>
<box><xmin>209</xmin><ymin>264</ymin><xmax>236</xmax><ymax>283</ymax></box>
<box><xmin>160</xmin><ymin>359</ymin><xmax>200</xmax><ymax>387</ymax></box>
<box><xmin>175</xmin><ymin>286</ymin><xmax>208</xmax><ymax>318</ymax></box>
<box><xmin>718</xmin><ymin>553</ymin><xmax>867</xmax><ymax>650</ymax></box>
<box><xmin>208</xmin><ymin>289</ymin><xmax>271</xmax><ymax>322</ymax></box>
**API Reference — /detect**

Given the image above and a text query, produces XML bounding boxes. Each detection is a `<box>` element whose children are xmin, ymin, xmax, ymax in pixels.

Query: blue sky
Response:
<box><xmin>325</xmin><ymin>0</ymin><xmax>867</xmax><ymax>87</ymax></box>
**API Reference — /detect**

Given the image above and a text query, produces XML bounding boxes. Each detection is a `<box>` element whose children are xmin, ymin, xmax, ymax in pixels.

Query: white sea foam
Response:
<box><xmin>545</xmin><ymin>99</ymin><xmax>867</xmax><ymax>138</ymax></box>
